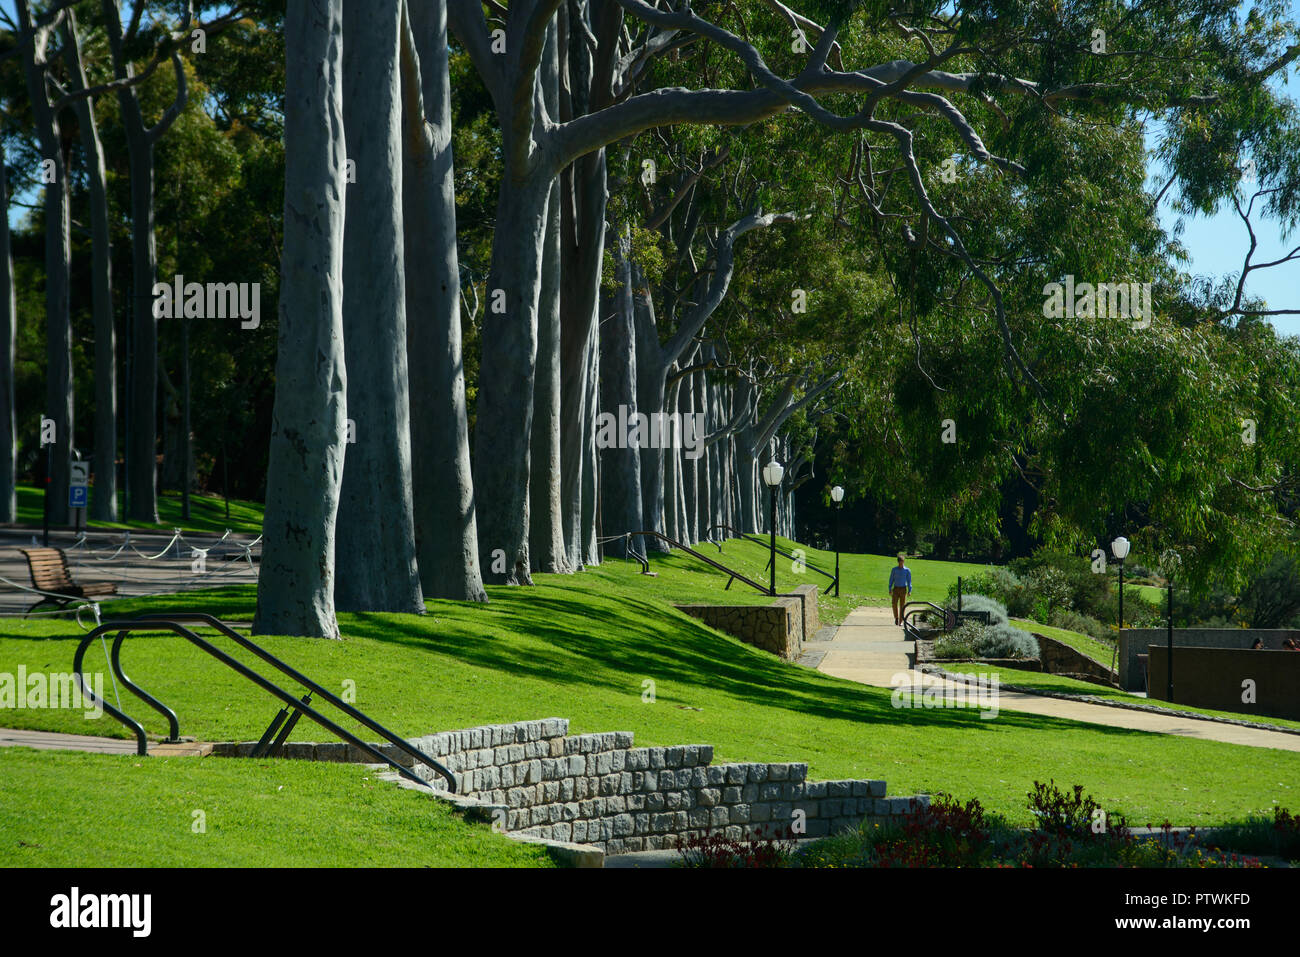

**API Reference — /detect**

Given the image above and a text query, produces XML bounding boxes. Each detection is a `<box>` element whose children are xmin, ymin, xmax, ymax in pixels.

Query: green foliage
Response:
<box><xmin>1047</xmin><ymin>608</ymin><xmax>1111</xmax><ymax>643</ymax></box>
<box><xmin>944</xmin><ymin>592</ymin><xmax>1008</xmax><ymax>626</ymax></box>
<box><xmin>975</xmin><ymin>623</ymin><xmax>1039</xmax><ymax>660</ymax></box>
<box><xmin>932</xmin><ymin>619</ymin><xmax>984</xmax><ymax>659</ymax></box>
<box><xmin>1237</xmin><ymin>553</ymin><xmax>1300</xmax><ymax>629</ymax></box>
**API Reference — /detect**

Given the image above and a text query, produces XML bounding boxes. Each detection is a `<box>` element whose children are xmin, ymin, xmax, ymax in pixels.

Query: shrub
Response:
<box><xmin>677</xmin><ymin>825</ymin><xmax>795</xmax><ymax>868</ymax></box>
<box><xmin>948</xmin><ymin>567</ymin><xmax>1021</xmax><ymax>606</ymax></box>
<box><xmin>944</xmin><ymin>592</ymin><xmax>1008</xmax><ymax>625</ymax></box>
<box><xmin>1009</xmin><ymin>548</ymin><xmax>1111</xmax><ymax>618</ymax></box>
<box><xmin>973</xmin><ymin>623</ymin><xmax>1038</xmax><ymax>659</ymax></box>
<box><xmin>1239</xmin><ymin>553</ymin><xmax>1300</xmax><ymax>628</ymax></box>
<box><xmin>1048</xmin><ymin>608</ymin><xmax>1111</xmax><ymax>643</ymax></box>
<box><xmin>932</xmin><ymin>620</ymin><xmax>984</xmax><ymax>659</ymax></box>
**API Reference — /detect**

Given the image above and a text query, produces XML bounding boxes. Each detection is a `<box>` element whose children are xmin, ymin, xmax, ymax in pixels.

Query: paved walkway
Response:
<box><xmin>816</xmin><ymin>605</ymin><xmax>1300</xmax><ymax>753</ymax></box>
<box><xmin>0</xmin><ymin>727</ymin><xmax>211</xmax><ymax>756</ymax></box>
<box><xmin>0</xmin><ymin>528</ymin><xmax>260</xmax><ymax>616</ymax></box>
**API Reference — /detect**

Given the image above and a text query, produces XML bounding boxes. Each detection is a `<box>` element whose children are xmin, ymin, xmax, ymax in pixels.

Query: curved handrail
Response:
<box><xmin>73</xmin><ymin>613</ymin><xmax>457</xmax><ymax>791</ymax></box>
<box><xmin>902</xmin><ymin>601</ymin><xmax>951</xmax><ymax>641</ymax></box>
<box><xmin>626</xmin><ymin>531</ymin><xmax>772</xmax><ymax>596</ymax></box>
<box><xmin>705</xmin><ymin>523</ymin><xmax>839</xmax><ymax>593</ymax></box>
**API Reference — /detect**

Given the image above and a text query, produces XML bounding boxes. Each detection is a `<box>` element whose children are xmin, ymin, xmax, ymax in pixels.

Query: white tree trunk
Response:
<box><xmin>401</xmin><ymin>0</ymin><xmax>487</xmax><ymax>602</ymax></box>
<box><xmin>64</xmin><ymin>14</ymin><xmax>118</xmax><ymax>521</ymax></box>
<box><xmin>18</xmin><ymin>1</ymin><xmax>73</xmax><ymax>526</ymax></box>
<box><xmin>0</xmin><ymin>144</ymin><xmax>15</xmax><ymax>523</ymax></box>
<box><xmin>529</xmin><ymin>23</ymin><xmax>570</xmax><ymax>574</ymax></box>
<box><xmin>255</xmin><ymin>0</ymin><xmax>349</xmax><ymax>639</ymax></box>
<box><xmin>598</xmin><ymin>224</ymin><xmax>644</xmax><ymax>559</ymax></box>
<box><xmin>334</xmin><ymin>0</ymin><xmax>424</xmax><ymax>614</ymax></box>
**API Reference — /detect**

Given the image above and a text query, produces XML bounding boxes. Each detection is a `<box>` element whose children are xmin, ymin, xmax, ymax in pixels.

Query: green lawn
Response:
<box><xmin>942</xmin><ymin>663</ymin><xmax>1300</xmax><ymax>733</ymax></box>
<box><xmin>11</xmin><ymin>484</ymin><xmax>265</xmax><ymax>535</ymax></box>
<box><xmin>0</xmin><ymin>748</ymin><xmax>553</xmax><ymax>867</ymax></box>
<box><xmin>1011</xmin><ymin>618</ymin><xmax>1115</xmax><ymax>668</ymax></box>
<box><xmin>2</xmin><ymin>536</ymin><xmax>1296</xmax><ymax>844</ymax></box>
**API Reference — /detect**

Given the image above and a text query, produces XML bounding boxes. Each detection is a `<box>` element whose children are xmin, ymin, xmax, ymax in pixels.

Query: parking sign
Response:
<box><xmin>69</xmin><ymin>461</ymin><xmax>89</xmax><ymax>509</ymax></box>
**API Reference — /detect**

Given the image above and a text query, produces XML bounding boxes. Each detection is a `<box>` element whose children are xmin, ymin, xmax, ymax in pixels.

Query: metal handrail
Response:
<box><xmin>73</xmin><ymin>612</ymin><xmax>457</xmax><ymax>791</ymax></box>
<box><xmin>705</xmin><ymin>523</ymin><xmax>839</xmax><ymax>594</ymax></box>
<box><xmin>625</xmin><ymin>530</ymin><xmax>772</xmax><ymax>596</ymax></box>
<box><xmin>902</xmin><ymin>601</ymin><xmax>950</xmax><ymax>641</ymax></box>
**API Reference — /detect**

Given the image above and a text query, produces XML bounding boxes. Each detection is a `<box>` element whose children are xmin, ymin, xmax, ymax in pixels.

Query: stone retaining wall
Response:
<box><xmin>1034</xmin><ymin>633</ymin><xmax>1116</xmax><ymax>686</ymax></box>
<box><xmin>405</xmin><ymin>718</ymin><xmax>925</xmax><ymax>855</ymax></box>
<box><xmin>675</xmin><ymin>590</ymin><xmax>819</xmax><ymax>661</ymax></box>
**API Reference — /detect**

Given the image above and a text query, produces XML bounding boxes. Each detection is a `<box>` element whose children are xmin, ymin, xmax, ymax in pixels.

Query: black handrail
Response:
<box><xmin>705</xmin><ymin>523</ymin><xmax>839</xmax><ymax>594</ymax></box>
<box><xmin>902</xmin><ymin>601</ymin><xmax>950</xmax><ymax>641</ymax></box>
<box><xmin>73</xmin><ymin>612</ymin><xmax>457</xmax><ymax>791</ymax></box>
<box><xmin>624</xmin><ymin>531</ymin><xmax>772</xmax><ymax>596</ymax></box>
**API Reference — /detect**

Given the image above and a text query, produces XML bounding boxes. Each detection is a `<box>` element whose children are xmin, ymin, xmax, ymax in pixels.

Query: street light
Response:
<box><xmin>762</xmin><ymin>459</ymin><xmax>785</xmax><ymax>596</ymax></box>
<box><xmin>830</xmin><ymin>485</ymin><xmax>845</xmax><ymax>597</ymax></box>
<box><xmin>1110</xmin><ymin>536</ymin><xmax>1130</xmax><ymax>677</ymax></box>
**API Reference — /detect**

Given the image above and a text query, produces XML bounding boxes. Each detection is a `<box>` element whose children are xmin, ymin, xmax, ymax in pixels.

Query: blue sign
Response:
<box><xmin>69</xmin><ymin>485</ymin><xmax>88</xmax><ymax>508</ymax></box>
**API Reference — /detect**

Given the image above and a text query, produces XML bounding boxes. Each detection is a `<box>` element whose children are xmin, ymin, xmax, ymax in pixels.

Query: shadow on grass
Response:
<box><xmin>19</xmin><ymin>579</ymin><xmax>1178</xmax><ymax>746</ymax></box>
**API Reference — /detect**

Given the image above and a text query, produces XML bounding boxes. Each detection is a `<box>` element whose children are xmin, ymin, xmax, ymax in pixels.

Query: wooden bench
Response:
<box><xmin>18</xmin><ymin>547</ymin><xmax>117</xmax><ymax>615</ymax></box>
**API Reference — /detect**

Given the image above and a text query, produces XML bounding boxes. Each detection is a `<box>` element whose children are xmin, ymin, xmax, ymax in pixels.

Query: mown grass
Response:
<box><xmin>11</xmin><ymin>484</ymin><xmax>265</xmax><ymax>535</ymax></box>
<box><xmin>1</xmin><ymin>537</ymin><xmax>1296</xmax><ymax>832</ymax></box>
<box><xmin>1012</xmin><ymin>618</ymin><xmax>1115</xmax><ymax>668</ymax></box>
<box><xmin>0</xmin><ymin>748</ymin><xmax>553</xmax><ymax>867</ymax></box>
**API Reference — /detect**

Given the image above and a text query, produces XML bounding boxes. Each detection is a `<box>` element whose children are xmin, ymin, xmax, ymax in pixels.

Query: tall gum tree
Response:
<box><xmin>452</xmin><ymin>0</ymin><xmax>1300</xmax><ymax>572</ymax></box>
<box><xmin>0</xmin><ymin>138</ymin><xmax>15</xmax><ymax>523</ymax></box>
<box><xmin>59</xmin><ymin>11</ymin><xmax>117</xmax><ymax>520</ymax></box>
<box><xmin>401</xmin><ymin>0</ymin><xmax>487</xmax><ymax>602</ymax></box>
<box><xmin>334</xmin><ymin>0</ymin><xmax>423</xmax><ymax>614</ymax></box>
<box><xmin>254</xmin><ymin>0</ymin><xmax>348</xmax><ymax>639</ymax></box>
<box><xmin>16</xmin><ymin>0</ymin><xmax>73</xmax><ymax>526</ymax></box>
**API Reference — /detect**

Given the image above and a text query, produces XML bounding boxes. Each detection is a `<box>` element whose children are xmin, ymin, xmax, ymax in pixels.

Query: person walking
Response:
<box><xmin>889</xmin><ymin>554</ymin><xmax>912</xmax><ymax>626</ymax></box>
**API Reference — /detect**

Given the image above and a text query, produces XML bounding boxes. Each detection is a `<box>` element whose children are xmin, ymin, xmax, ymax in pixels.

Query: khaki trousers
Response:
<box><xmin>891</xmin><ymin>587</ymin><xmax>908</xmax><ymax>625</ymax></box>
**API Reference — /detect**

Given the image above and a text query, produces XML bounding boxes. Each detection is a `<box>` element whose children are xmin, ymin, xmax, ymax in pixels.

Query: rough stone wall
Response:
<box><xmin>1034</xmin><ymin>633</ymin><xmax>1116</xmax><ymax>685</ymax></box>
<box><xmin>406</xmin><ymin>718</ymin><xmax>926</xmax><ymax>854</ymax></box>
<box><xmin>785</xmin><ymin>584</ymin><xmax>820</xmax><ymax>640</ymax></box>
<box><xmin>675</xmin><ymin>600</ymin><xmax>803</xmax><ymax>659</ymax></box>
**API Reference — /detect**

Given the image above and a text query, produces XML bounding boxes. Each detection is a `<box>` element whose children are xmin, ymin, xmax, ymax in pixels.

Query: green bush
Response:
<box><xmin>945</xmin><ymin>592</ymin><xmax>1008</xmax><ymax>625</ymax></box>
<box><xmin>932</xmin><ymin>618</ymin><xmax>1037</xmax><ymax>659</ymax></box>
<box><xmin>1048</xmin><ymin>608</ymin><xmax>1111</xmax><ymax>642</ymax></box>
<box><xmin>948</xmin><ymin>567</ymin><xmax>1021</xmax><ymax>607</ymax></box>
<box><xmin>1009</xmin><ymin>548</ymin><xmax>1111</xmax><ymax>619</ymax></box>
<box><xmin>1239</xmin><ymin>553</ymin><xmax>1300</xmax><ymax>629</ymax></box>
<box><xmin>973</xmin><ymin>623</ymin><xmax>1039</xmax><ymax>659</ymax></box>
<box><xmin>932</xmin><ymin>620</ymin><xmax>984</xmax><ymax>659</ymax></box>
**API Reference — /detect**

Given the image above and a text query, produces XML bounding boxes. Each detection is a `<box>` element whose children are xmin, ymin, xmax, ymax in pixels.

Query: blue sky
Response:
<box><xmin>1148</xmin><ymin>0</ymin><xmax>1300</xmax><ymax>336</ymax></box>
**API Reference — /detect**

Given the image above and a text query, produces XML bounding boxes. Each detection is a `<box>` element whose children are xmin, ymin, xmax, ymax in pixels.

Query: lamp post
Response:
<box><xmin>762</xmin><ymin>459</ymin><xmax>784</xmax><ymax>596</ymax></box>
<box><xmin>830</xmin><ymin>485</ymin><xmax>844</xmax><ymax>597</ymax></box>
<box><xmin>1110</xmin><ymin>535</ymin><xmax>1130</xmax><ymax>677</ymax></box>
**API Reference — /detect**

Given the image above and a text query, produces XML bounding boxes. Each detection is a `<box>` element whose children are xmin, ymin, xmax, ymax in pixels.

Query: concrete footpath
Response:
<box><xmin>816</xmin><ymin>605</ymin><xmax>1300</xmax><ymax>753</ymax></box>
<box><xmin>0</xmin><ymin>727</ymin><xmax>211</xmax><ymax>756</ymax></box>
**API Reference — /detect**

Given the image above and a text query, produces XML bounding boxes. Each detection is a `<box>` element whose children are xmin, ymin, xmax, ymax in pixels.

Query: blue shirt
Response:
<box><xmin>888</xmin><ymin>566</ymin><xmax>912</xmax><ymax>591</ymax></box>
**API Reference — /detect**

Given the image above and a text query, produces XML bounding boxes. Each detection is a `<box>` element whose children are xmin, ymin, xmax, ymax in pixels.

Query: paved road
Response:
<box><xmin>817</xmin><ymin>605</ymin><xmax>1300</xmax><ymax>753</ymax></box>
<box><xmin>0</xmin><ymin>527</ymin><xmax>259</xmax><ymax>617</ymax></box>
